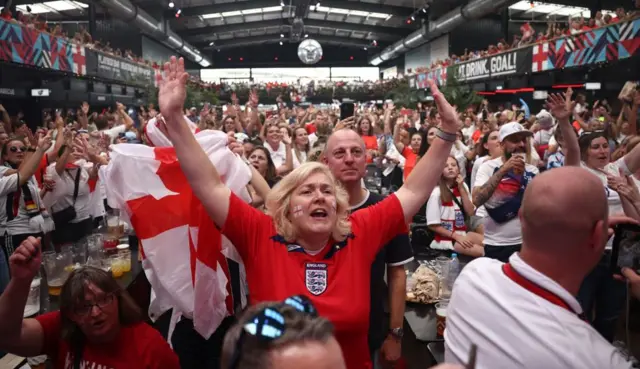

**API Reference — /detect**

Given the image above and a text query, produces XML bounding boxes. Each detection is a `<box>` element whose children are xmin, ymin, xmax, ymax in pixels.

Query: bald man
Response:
<box><xmin>445</xmin><ymin>166</ymin><xmax>632</xmax><ymax>369</ymax></box>
<box><xmin>323</xmin><ymin>129</ymin><xmax>413</xmax><ymax>368</ymax></box>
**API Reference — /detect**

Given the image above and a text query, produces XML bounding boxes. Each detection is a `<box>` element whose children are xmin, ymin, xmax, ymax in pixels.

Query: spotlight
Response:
<box><xmin>228</xmin><ymin>57</ymin><xmax>231</xmax><ymax>61</ymax></box>
<box><xmin>240</xmin><ymin>57</ymin><xmax>244</xmax><ymax>61</ymax></box>
<box><xmin>279</xmin><ymin>41</ymin><xmax>283</xmax><ymax>45</ymax></box>
<box><xmin>372</xmin><ymin>40</ymin><xmax>377</xmax><ymax>46</ymax></box>
<box><xmin>280</xmin><ymin>1</ymin><xmax>285</xmax><ymax>6</ymax></box>
<box><xmin>175</xmin><ymin>9</ymin><xmax>181</xmax><ymax>18</ymax></box>
<box><xmin>304</xmin><ymin>34</ymin><xmax>309</xmax><ymax>38</ymax></box>
<box><xmin>364</xmin><ymin>47</ymin><xmax>367</xmax><ymax>50</ymax></box>
<box><xmin>411</xmin><ymin>16</ymin><xmax>415</xmax><ymax>21</ymax></box>
<box><xmin>275</xmin><ymin>56</ymin><xmax>279</xmax><ymax>60</ymax></box>
<box><xmin>209</xmin><ymin>41</ymin><xmax>214</xmax><ymax>46</ymax></box>
<box><xmin>406</xmin><ymin>19</ymin><xmax>411</xmax><ymax>24</ymax></box>
<box><xmin>280</xmin><ymin>34</ymin><xmax>284</xmax><ymax>38</ymax></box>
<box><xmin>168</xmin><ymin>1</ymin><xmax>174</xmax><ymax>8</ymax></box>
<box><xmin>422</xmin><ymin>8</ymin><xmax>426</xmax><ymax>13</ymax></box>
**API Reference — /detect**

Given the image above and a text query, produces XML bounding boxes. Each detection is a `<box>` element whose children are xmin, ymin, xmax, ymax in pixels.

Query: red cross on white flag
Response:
<box><xmin>532</xmin><ymin>43</ymin><xmax>549</xmax><ymax>73</ymax></box>
<box><xmin>99</xmin><ymin>129</ymin><xmax>252</xmax><ymax>338</ymax></box>
<box><xmin>72</xmin><ymin>44</ymin><xmax>86</xmax><ymax>75</ymax></box>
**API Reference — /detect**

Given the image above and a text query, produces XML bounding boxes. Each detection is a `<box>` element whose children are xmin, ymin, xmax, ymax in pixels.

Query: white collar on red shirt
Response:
<box><xmin>509</xmin><ymin>253</ymin><xmax>583</xmax><ymax>315</ymax></box>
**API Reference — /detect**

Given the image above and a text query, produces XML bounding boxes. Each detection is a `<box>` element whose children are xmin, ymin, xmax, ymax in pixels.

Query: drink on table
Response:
<box><xmin>117</xmin><ymin>244</ymin><xmax>131</xmax><ymax>272</ymax></box>
<box><xmin>48</xmin><ymin>277</ymin><xmax>64</xmax><ymax>296</ymax></box>
<box><xmin>435</xmin><ymin>301</ymin><xmax>448</xmax><ymax>338</ymax></box>
<box><xmin>23</xmin><ymin>278</ymin><xmax>41</xmax><ymax>317</ymax></box>
<box><xmin>110</xmin><ymin>254</ymin><xmax>125</xmax><ymax>278</ymax></box>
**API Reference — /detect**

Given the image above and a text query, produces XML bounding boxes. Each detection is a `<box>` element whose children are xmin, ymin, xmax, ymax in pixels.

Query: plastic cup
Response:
<box><xmin>435</xmin><ymin>301</ymin><xmax>449</xmax><ymax>337</ymax></box>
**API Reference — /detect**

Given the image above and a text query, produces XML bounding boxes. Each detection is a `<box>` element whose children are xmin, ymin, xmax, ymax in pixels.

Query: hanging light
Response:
<box><xmin>168</xmin><ymin>1</ymin><xmax>174</xmax><ymax>8</ymax></box>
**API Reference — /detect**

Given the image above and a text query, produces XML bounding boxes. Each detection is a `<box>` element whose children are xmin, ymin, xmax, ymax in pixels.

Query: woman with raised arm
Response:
<box><xmin>160</xmin><ymin>56</ymin><xmax>462</xmax><ymax>369</ymax></box>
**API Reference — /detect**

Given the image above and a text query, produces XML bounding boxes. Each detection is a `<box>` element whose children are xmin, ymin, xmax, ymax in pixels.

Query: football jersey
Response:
<box><xmin>222</xmin><ymin>192</ymin><xmax>408</xmax><ymax>369</ymax></box>
<box><xmin>36</xmin><ymin>311</ymin><xmax>180</xmax><ymax>369</ymax></box>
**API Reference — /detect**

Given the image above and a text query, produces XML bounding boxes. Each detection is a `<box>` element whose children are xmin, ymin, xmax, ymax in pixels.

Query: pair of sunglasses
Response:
<box><xmin>9</xmin><ymin>146</ymin><xmax>26</xmax><ymax>153</ymax></box>
<box><xmin>228</xmin><ymin>295</ymin><xmax>318</xmax><ymax>369</ymax></box>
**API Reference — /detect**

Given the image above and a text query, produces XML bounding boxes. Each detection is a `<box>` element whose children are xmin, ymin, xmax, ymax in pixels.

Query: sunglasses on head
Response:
<box><xmin>228</xmin><ymin>295</ymin><xmax>318</xmax><ymax>369</ymax></box>
<box><xmin>9</xmin><ymin>146</ymin><xmax>26</xmax><ymax>153</ymax></box>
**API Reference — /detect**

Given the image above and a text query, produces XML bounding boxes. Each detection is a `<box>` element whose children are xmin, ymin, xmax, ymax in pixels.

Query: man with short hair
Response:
<box><xmin>472</xmin><ymin>122</ymin><xmax>539</xmax><ymax>262</ymax></box>
<box><xmin>323</xmin><ymin>128</ymin><xmax>413</xmax><ymax>368</ymax></box>
<box><xmin>220</xmin><ymin>297</ymin><xmax>345</xmax><ymax>369</ymax></box>
<box><xmin>445</xmin><ymin>166</ymin><xmax>633</xmax><ymax>369</ymax></box>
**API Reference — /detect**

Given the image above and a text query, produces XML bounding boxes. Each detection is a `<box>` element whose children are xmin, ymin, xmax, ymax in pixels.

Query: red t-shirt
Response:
<box><xmin>362</xmin><ymin>135</ymin><xmax>378</xmax><ymax>163</ymax></box>
<box><xmin>35</xmin><ymin>311</ymin><xmax>180</xmax><ymax>369</ymax></box>
<box><xmin>35</xmin><ymin>155</ymin><xmax>49</xmax><ymax>188</ymax></box>
<box><xmin>305</xmin><ymin>122</ymin><xmax>317</xmax><ymax>135</ymax></box>
<box><xmin>222</xmin><ymin>192</ymin><xmax>408</xmax><ymax>369</ymax></box>
<box><xmin>402</xmin><ymin>146</ymin><xmax>418</xmax><ymax>181</ymax></box>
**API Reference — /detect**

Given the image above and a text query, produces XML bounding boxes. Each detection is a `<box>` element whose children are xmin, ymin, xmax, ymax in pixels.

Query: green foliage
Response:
<box><xmin>384</xmin><ymin>79</ymin><xmax>420</xmax><ymax>108</ymax></box>
<box><xmin>438</xmin><ymin>72</ymin><xmax>483</xmax><ymax>110</ymax></box>
<box><xmin>145</xmin><ymin>83</ymin><xmax>219</xmax><ymax>108</ymax></box>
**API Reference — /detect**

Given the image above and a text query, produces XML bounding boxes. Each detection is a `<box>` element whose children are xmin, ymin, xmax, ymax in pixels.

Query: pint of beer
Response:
<box><xmin>48</xmin><ymin>277</ymin><xmax>64</xmax><ymax>296</ymax></box>
<box><xmin>435</xmin><ymin>301</ymin><xmax>448</xmax><ymax>338</ymax></box>
<box><xmin>512</xmin><ymin>153</ymin><xmax>526</xmax><ymax>176</ymax></box>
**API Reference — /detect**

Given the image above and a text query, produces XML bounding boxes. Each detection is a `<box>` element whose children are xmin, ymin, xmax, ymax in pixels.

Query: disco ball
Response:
<box><xmin>297</xmin><ymin>39</ymin><xmax>323</xmax><ymax>65</ymax></box>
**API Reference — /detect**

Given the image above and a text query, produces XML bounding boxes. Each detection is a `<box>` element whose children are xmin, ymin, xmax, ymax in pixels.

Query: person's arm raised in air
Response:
<box><xmin>395</xmin><ymin>80</ymin><xmax>462</xmax><ymax>223</ymax></box>
<box><xmin>0</xmin><ymin>237</ymin><xmax>46</xmax><ymax>357</ymax></box>
<box><xmin>161</xmin><ymin>57</ymin><xmax>231</xmax><ymax>228</ymax></box>
<box><xmin>547</xmin><ymin>89</ymin><xmax>580</xmax><ymax>167</ymax></box>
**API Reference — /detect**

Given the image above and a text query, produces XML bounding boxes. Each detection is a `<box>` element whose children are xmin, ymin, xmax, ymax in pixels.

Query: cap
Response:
<box><xmin>499</xmin><ymin>122</ymin><xmax>533</xmax><ymax>142</ymax></box>
<box><xmin>536</xmin><ymin>110</ymin><xmax>554</xmax><ymax>129</ymax></box>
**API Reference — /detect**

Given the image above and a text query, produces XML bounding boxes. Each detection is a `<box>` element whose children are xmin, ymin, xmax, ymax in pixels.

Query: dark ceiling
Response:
<box><xmin>5</xmin><ymin>0</ymin><xmax>634</xmax><ymax>68</ymax></box>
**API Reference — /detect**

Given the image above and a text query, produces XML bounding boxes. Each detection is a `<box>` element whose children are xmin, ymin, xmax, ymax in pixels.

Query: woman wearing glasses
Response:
<box><xmin>159</xmin><ymin>56</ymin><xmax>461</xmax><ymax>369</ymax></box>
<box><xmin>0</xmin><ymin>133</ymin><xmax>53</xmax><ymax>271</ymax></box>
<box><xmin>0</xmin><ymin>237</ymin><xmax>180</xmax><ymax>368</ymax></box>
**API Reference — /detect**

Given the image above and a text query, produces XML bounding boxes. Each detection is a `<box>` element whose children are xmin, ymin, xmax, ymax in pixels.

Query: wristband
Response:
<box><xmin>436</xmin><ymin>128</ymin><xmax>457</xmax><ymax>143</ymax></box>
<box><xmin>27</xmin><ymin>148</ymin><xmax>36</xmax><ymax>152</ymax></box>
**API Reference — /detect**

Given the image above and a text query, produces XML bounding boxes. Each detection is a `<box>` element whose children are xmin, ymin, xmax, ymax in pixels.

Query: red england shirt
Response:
<box><xmin>35</xmin><ymin>155</ymin><xmax>49</xmax><ymax>188</ymax></box>
<box><xmin>36</xmin><ymin>311</ymin><xmax>180</xmax><ymax>369</ymax></box>
<box><xmin>222</xmin><ymin>192</ymin><xmax>408</xmax><ymax>369</ymax></box>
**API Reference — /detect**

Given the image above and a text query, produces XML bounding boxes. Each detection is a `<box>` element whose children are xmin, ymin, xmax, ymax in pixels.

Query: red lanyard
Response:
<box><xmin>502</xmin><ymin>264</ymin><xmax>586</xmax><ymax>321</ymax></box>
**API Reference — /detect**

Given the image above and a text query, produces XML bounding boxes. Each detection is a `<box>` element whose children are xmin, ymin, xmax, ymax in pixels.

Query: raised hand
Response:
<box><xmin>545</xmin><ymin>91</ymin><xmax>573</xmax><ymax>122</ymax></box>
<box><xmin>249</xmin><ymin>89</ymin><xmax>259</xmax><ymax>108</ymax></box>
<box><xmin>37</xmin><ymin>130</ymin><xmax>53</xmax><ymax>151</ymax></box>
<box><xmin>158</xmin><ymin>56</ymin><xmax>189</xmax><ymax>118</ymax></box>
<box><xmin>428</xmin><ymin>79</ymin><xmax>461</xmax><ymax>133</ymax></box>
<box><xmin>9</xmin><ymin>236</ymin><xmax>42</xmax><ymax>281</ymax></box>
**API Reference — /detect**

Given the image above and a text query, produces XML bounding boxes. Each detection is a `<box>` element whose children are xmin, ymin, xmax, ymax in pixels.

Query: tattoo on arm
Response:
<box><xmin>473</xmin><ymin>170</ymin><xmax>504</xmax><ymax>207</ymax></box>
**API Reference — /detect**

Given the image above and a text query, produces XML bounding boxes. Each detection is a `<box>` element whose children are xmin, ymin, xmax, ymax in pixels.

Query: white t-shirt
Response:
<box><xmin>582</xmin><ymin>158</ymin><xmax>625</xmax><ymax>249</ymax></box>
<box><xmin>292</xmin><ymin>148</ymin><xmax>307</xmax><ymax>169</ymax></box>
<box><xmin>425</xmin><ymin>184</ymin><xmax>470</xmax><ymax>250</ymax></box>
<box><xmin>470</xmin><ymin>156</ymin><xmax>490</xmax><ymax>218</ymax></box>
<box><xmin>581</xmin><ymin>158</ymin><xmax>624</xmax><ymax>216</ymax></box>
<box><xmin>0</xmin><ymin>170</ymin><xmax>46</xmax><ymax>235</ymax></box>
<box><xmin>265</xmin><ymin>141</ymin><xmax>287</xmax><ymax>168</ymax></box>
<box><xmin>45</xmin><ymin>165</ymin><xmax>93</xmax><ymax>223</ymax></box>
<box><xmin>451</xmin><ymin>142</ymin><xmax>469</xmax><ymax>180</ymax></box>
<box><xmin>533</xmin><ymin>128</ymin><xmax>555</xmax><ymax>146</ymax></box>
<box><xmin>445</xmin><ymin>253</ymin><xmax>631</xmax><ymax>369</ymax></box>
<box><xmin>474</xmin><ymin>157</ymin><xmax>539</xmax><ymax>246</ymax></box>
<box><xmin>100</xmin><ymin>124</ymin><xmax>127</xmax><ymax>142</ymax></box>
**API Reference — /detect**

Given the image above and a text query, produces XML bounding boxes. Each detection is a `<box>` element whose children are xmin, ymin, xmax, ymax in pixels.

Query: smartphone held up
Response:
<box><xmin>610</xmin><ymin>223</ymin><xmax>640</xmax><ymax>275</ymax></box>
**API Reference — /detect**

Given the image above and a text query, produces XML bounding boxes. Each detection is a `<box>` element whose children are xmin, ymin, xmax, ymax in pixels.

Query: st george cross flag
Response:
<box><xmin>99</xmin><ymin>129</ymin><xmax>252</xmax><ymax>339</ymax></box>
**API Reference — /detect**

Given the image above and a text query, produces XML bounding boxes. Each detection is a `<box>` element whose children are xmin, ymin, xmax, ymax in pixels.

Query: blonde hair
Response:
<box><xmin>265</xmin><ymin>162</ymin><xmax>351</xmax><ymax>242</ymax></box>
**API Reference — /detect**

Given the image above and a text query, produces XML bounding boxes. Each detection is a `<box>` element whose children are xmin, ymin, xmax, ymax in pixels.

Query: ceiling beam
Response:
<box><xmin>180</xmin><ymin>18</ymin><xmax>410</xmax><ymax>42</ymax></box>
<box><xmin>317</xmin><ymin>0</ymin><xmax>415</xmax><ymax>17</ymax></box>
<box><xmin>196</xmin><ymin>34</ymin><xmax>375</xmax><ymax>50</ymax></box>
<box><xmin>304</xmin><ymin>19</ymin><xmax>410</xmax><ymax>36</ymax></box>
<box><xmin>165</xmin><ymin>0</ymin><xmax>279</xmax><ymax>18</ymax></box>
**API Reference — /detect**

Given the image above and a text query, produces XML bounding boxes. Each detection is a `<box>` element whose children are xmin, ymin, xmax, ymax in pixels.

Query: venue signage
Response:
<box><xmin>452</xmin><ymin>48</ymin><xmax>532</xmax><ymax>82</ymax></box>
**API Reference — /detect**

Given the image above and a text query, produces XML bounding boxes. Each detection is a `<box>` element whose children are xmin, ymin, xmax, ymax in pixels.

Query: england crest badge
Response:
<box><xmin>305</xmin><ymin>263</ymin><xmax>328</xmax><ymax>296</ymax></box>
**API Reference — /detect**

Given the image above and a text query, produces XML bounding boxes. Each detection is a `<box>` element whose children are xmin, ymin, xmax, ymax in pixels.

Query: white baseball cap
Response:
<box><xmin>499</xmin><ymin>122</ymin><xmax>533</xmax><ymax>142</ymax></box>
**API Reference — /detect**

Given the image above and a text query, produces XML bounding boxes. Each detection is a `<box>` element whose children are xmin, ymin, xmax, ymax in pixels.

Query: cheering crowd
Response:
<box><xmin>0</xmin><ymin>55</ymin><xmax>638</xmax><ymax>369</ymax></box>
